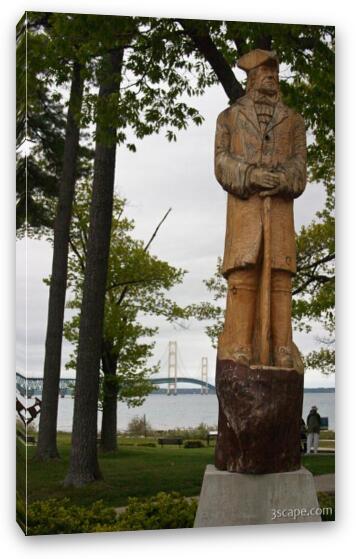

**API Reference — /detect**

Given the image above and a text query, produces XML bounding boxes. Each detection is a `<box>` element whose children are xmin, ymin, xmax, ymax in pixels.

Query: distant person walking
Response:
<box><xmin>306</xmin><ymin>405</ymin><xmax>321</xmax><ymax>454</ymax></box>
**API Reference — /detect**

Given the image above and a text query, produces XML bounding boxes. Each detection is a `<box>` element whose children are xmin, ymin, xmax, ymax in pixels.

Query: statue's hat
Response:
<box><xmin>237</xmin><ymin>49</ymin><xmax>279</xmax><ymax>72</ymax></box>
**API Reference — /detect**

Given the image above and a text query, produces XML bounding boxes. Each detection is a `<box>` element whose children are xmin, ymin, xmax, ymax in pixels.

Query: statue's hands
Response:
<box><xmin>248</xmin><ymin>168</ymin><xmax>289</xmax><ymax>197</ymax></box>
<box><xmin>250</xmin><ymin>168</ymin><xmax>280</xmax><ymax>190</ymax></box>
<box><xmin>257</xmin><ymin>171</ymin><xmax>289</xmax><ymax>197</ymax></box>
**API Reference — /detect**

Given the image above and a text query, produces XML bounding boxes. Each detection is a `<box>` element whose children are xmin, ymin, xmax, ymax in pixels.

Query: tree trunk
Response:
<box><xmin>178</xmin><ymin>19</ymin><xmax>244</xmax><ymax>103</ymax></box>
<box><xmin>36</xmin><ymin>62</ymin><xmax>84</xmax><ymax>460</ymax></box>
<box><xmin>100</xmin><ymin>340</ymin><xmax>119</xmax><ymax>452</ymax></box>
<box><xmin>100</xmin><ymin>378</ymin><xmax>118</xmax><ymax>452</ymax></box>
<box><xmin>64</xmin><ymin>50</ymin><xmax>124</xmax><ymax>486</ymax></box>
<box><xmin>100</xmin><ymin>388</ymin><xmax>119</xmax><ymax>452</ymax></box>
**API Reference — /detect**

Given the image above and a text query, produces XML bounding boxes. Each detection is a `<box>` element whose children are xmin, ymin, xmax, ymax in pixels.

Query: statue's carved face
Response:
<box><xmin>248</xmin><ymin>63</ymin><xmax>279</xmax><ymax>95</ymax></box>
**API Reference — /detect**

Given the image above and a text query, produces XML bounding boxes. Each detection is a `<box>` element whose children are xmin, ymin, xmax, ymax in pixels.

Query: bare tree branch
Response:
<box><xmin>114</xmin><ymin>207</ymin><xmax>172</xmax><ymax>307</ymax></box>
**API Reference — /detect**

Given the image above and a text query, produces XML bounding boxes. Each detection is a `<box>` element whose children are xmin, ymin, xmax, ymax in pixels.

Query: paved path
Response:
<box><xmin>314</xmin><ymin>473</ymin><xmax>335</xmax><ymax>493</ymax></box>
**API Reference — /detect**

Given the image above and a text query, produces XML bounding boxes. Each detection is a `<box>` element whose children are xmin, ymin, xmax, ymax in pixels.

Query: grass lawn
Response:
<box><xmin>302</xmin><ymin>453</ymin><xmax>335</xmax><ymax>476</ymax></box>
<box><xmin>17</xmin><ymin>433</ymin><xmax>335</xmax><ymax>508</ymax></box>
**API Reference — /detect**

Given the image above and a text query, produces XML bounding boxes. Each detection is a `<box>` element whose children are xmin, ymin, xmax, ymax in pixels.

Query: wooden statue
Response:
<box><xmin>214</xmin><ymin>49</ymin><xmax>307</xmax><ymax>474</ymax></box>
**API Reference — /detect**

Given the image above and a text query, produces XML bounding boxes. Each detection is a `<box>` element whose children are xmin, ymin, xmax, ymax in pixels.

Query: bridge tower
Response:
<box><xmin>167</xmin><ymin>341</ymin><xmax>177</xmax><ymax>395</ymax></box>
<box><xmin>201</xmin><ymin>357</ymin><xmax>208</xmax><ymax>395</ymax></box>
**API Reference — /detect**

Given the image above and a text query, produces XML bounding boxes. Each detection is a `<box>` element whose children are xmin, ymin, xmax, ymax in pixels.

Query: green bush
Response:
<box><xmin>318</xmin><ymin>492</ymin><xmax>335</xmax><ymax>522</ymax></box>
<box><xmin>26</xmin><ymin>498</ymin><xmax>118</xmax><ymax>536</ymax></box>
<box><xmin>25</xmin><ymin>492</ymin><xmax>197</xmax><ymax>535</ymax></box>
<box><xmin>184</xmin><ymin>440</ymin><xmax>205</xmax><ymax>448</ymax></box>
<box><xmin>16</xmin><ymin>493</ymin><xmax>26</xmax><ymax>533</ymax></box>
<box><xmin>127</xmin><ymin>415</ymin><xmax>152</xmax><ymax>436</ymax></box>
<box><xmin>137</xmin><ymin>442</ymin><xmax>156</xmax><ymax>447</ymax></box>
<box><xmin>116</xmin><ymin>492</ymin><xmax>197</xmax><ymax>531</ymax></box>
<box><xmin>159</xmin><ymin>422</ymin><xmax>216</xmax><ymax>440</ymax></box>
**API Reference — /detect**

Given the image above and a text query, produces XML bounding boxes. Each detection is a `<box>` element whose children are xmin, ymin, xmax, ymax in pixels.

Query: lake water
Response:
<box><xmin>19</xmin><ymin>391</ymin><xmax>335</xmax><ymax>432</ymax></box>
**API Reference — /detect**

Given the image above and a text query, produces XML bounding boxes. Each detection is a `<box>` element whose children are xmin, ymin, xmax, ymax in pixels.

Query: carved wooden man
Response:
<box><xmin>215</xmin><ymin>49</ymin><xmax>307</xmax><ymax>368</ymax></box>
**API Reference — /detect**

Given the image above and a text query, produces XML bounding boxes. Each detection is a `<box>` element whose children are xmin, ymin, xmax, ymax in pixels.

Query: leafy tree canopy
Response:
<box><xmin>17</xmin><ymin>12</ymin><xmax>217</xmax><ymax>233</ymax></box>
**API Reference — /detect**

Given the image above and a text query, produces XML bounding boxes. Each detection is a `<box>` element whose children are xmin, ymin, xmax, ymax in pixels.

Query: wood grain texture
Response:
<box><xmin>260</xmin><ymin>196</ymin><xmax>271</xmax><ymax>365</ymax></box>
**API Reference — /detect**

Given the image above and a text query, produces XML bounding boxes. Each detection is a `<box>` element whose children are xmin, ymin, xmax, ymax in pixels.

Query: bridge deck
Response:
<box><xmin>16</xmin><ymin>373</ymin><xmax>216</xmax><ymax>396</ymax></box>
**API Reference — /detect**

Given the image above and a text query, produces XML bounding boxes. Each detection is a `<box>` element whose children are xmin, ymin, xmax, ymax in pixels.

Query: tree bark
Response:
<box><xmin>64</xmin><ymin>50</ymin><xmax>124</xmax><ymax>486</ymax></box>
<box><xmin>100</xmin><ymin>386</ymin><xmax>119</xmax><ymax>452</ymax></box>
<box><xmin>255</xmin><ymin>34</ymin><xmax>272</xmax><ymax>50</ymax></box>
<box><xmin>100</xmin><ymin>347</ymin><xmax>119</xmax><ymax>453</ymax></box>
<box><xmin>36</xmin><ymin>62</ymin><xmax>84</xmax><ymax>460</ymax></box>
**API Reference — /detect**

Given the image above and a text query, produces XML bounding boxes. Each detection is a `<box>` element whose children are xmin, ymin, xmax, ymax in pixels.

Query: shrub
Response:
<box><xmin>184</xmin><ymin>440</ymin><xmax>205</xmax><ymax>448</ymax></box>
<box><xmin>192</xmin><ymin>422</ymin><xmax>213</xmax><ymax>440</ymax></box>
<box><xmin>137</xmin><ymin>442</ymin><xmax>156</xmax><ymax>447</ymax></box>
<box><xmin>16</xmin><ymin>493</ymin><xmax>26</xmax><ymax>533</ymax></box>
<box><xmin>26</xmin><ymin>498</ymin><xmax>118</xmax><ymax>536</ymax></box>
<box><xmin>318</xmin><ymin>492</ymin><xmax>335</xmax><ymax>522</ymax></box>
<box><xmin>116</xmin><ymin>492</ymin><xmax>197</xmax><ymax>531</ymax></box>
<box><xmin>25</xmin><ymin>492</ymin><xmax>197</xmax><ymax>535</ymax></box>
<box><xmin>159</xmin><ymin>423</ymin><xmax>216</xmax><ymax>440</ymax></box>
<box><xmin>127</xmin><ymin>415</ymin><xmax>152</xmax><ymax>437</ymax></box>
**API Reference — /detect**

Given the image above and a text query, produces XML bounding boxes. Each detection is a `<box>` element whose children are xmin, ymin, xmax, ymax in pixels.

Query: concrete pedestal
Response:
<box><xmin>194</xmin><ymin>465</ymin><xmax>321</xmax><ymax>527</ymax></box>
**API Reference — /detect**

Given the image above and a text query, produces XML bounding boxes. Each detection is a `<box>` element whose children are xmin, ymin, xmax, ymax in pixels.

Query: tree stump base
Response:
<box><xmin>215</xmin><ymin>359</ymin><xmax>304</xmax><ymax>474</ymax></box>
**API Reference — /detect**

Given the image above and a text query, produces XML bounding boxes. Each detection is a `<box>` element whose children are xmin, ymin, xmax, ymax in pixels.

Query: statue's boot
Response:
<box><xmin>218</xmin><ymin>269</ymin><xmax>257</xmax><ymax>365</ymax></box>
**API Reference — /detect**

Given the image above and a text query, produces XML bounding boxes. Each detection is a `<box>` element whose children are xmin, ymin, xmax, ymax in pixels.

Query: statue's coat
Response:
<box><xmin>215</xmin><ymin>95</ymin><xmax>307</xmax><ymax>277</ymax></box>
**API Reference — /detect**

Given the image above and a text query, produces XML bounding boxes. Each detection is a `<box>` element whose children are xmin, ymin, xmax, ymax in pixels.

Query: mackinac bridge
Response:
<box><xmin>16</xmin><ymin>341</ymin><xmax>216</xmax><ymax>398</ymax></box>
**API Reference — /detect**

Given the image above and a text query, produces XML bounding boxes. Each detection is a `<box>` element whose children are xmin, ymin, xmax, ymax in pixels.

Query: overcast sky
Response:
<box><xmin>16</xmin><ymin>79</ymin><xmax>334</xmax><ymax>389</ymax></box>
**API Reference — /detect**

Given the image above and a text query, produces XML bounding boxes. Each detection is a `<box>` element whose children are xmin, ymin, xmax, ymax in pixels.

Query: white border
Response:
<box><xmin>3</xmin><ymin>1</ymin><xmax>353</xmax><ymax>557</ymax></box>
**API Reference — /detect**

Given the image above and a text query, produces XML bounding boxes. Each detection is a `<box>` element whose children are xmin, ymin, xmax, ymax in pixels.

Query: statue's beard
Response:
<box><xmin>251</xmin><ymin>84</ymin><xmax>280</xmax><ymax>105</ymax></box>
